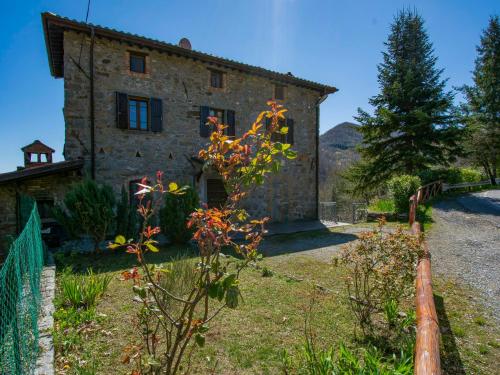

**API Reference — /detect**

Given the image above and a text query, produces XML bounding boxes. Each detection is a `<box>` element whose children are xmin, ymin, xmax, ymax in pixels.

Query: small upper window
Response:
<box><xmin>210</xmin><ymin>70</ymin><xmax>224</xmax><ymax>88</ymax></box>
<box><xmin>274</xmin><ymin>84</ymin><xmax>286</xmax><ymax>100</ymax></box>
<box><xmin>130</xmin><ymin>53</ymin><xmax>146</xmax><ymax>73</ymax></box>
<box><xmin>129</xmin><ymin>98</ymin><xmax>149</xmax><ymax>130</ymax></box>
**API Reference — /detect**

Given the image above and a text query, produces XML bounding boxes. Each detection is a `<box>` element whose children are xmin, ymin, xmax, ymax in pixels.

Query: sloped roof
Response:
<box><xmin>41</xmin><ymin>12</ymin><xmax>338</xmax><ymax>95</ymax></box>
<box><xmin>0</xmin><ymin>160</ymin><xmax>84</xmax><ymax>185</ymax></box>
<box><xmin>21</xmin><ymin>140</ymin><xmax>55</xmax><ymax>153</ymax></box>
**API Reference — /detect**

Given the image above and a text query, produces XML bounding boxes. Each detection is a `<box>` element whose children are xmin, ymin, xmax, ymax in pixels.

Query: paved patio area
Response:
<box><xmin>265</xmin><ymin>220</ymin><xmax>350</xmax><ymax>236</ymax></box>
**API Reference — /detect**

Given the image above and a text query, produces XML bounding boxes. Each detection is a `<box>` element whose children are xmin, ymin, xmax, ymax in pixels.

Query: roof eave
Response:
<box><xmin>42</xmin><ymin>12</ymin><xmax>58</xmax><ymax>78</ymax></box>
<box><xmin>41</xmin><ymin>12</ymin><xmax>338</xmax><ymax>93</ymax></box>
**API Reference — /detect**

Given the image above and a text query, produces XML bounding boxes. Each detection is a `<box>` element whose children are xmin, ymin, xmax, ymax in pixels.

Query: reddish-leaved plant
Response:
<box><xmin>109</xmin><ymin>101</ymin><xmax>297</xmax><ymax>374</ymax></box>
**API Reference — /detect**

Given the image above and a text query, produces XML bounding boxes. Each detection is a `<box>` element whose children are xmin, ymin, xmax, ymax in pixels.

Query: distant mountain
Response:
<box><xmin>320</xmin><ymin>122</ymin><xmax>363</xmax><ymax>150</ymax></box>
<box><xmin>319</xmin><ymin>122</ymin><xmax>362</xmax><ymax>183</ymax></box>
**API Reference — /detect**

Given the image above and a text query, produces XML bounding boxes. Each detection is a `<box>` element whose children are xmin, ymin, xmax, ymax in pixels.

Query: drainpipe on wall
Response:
<box><xmin>315</xmin><ymin>93</ymin><xmax>328</xmax><ymax>220</ymax></box>
<box><xmin>89</xmin><ymin>27</ymin><xmax>96</xmax><ymax>180</ymax></box>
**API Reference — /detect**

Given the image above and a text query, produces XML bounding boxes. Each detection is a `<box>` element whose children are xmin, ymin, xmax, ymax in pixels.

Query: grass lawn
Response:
<box><xmin>52</xmin><ymin>227</ymin><xmax>499</xmax><ymax>374</ymax></box>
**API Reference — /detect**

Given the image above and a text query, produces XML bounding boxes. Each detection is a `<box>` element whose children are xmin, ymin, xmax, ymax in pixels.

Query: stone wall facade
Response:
<box><xmin>0</xmin><ymin>171</ymin><xmax>80</xmax><ymax>257</ymax></box>
<box><xmin>63</xmin><ymin>31</ymin><xmax>322</xmax><ymax>222</ymax></box>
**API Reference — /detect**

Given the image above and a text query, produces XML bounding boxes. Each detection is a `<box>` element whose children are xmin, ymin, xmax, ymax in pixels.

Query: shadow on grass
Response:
<box><xmin>53</xmin><ymin>228</ymin><xmax>360</xmax><ymax>274</ymax></box>
<box><xmin>434</xmin><ymin>294</ymin><xmax>466</xmax><ymax>375</ymax></box>
<box><xmin>52</xmin><ymin>244</ymin><xmax>197</xmax><ymax>275</ymax></box>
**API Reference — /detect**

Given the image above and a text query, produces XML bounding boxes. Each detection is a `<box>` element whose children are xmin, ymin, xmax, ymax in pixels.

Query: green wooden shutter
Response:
<box><xmin>226</xmin><ymin>110</ymin><xmax>236</xmax><ymax>137</ymax></box>
<box><xmin>116</xmin><ymin>92</ymin><xmax>129</xmax><ymax>129</ymax></box>
<box><xmin>150</xmin><ymin>98</ymin><xmax>163</xmax><ymax>132</ymax></box>
<box><xmin>200</xmin><ymin>106</ymin><xmax>210</xmax><ymax>137</ymax></box>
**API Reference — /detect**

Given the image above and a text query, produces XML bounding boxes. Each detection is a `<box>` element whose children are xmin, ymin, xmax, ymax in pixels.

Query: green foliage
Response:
<box><xmin>383</xmin><ymin>299</ymin><xmax>399</xmax><ymax>327</ymax></box>
<box><xmin>115</xmin><ymin>185</ymin><xmax>138</xmax><ymax>239</ymax></box>
<box><xmin>59</xmin><ymin>267</ymin><xmax>112</xmax><ymax>309</ymax></box>
<box><xmin>460</xmin><ymin>16</ymin><xmax>500</xmax><ymax>184</ymax></box>
<box><xmin>419</xmin><ymin>167</ymin><xmax>483</xmax><ymax>185</ymax></box>
<box><xmin>53</xmin><ymin>179</ymin><xmax>116</xmax><ymax>251</ymax></box>
<box><xmin>160</xmin><ymin>185</ymin><xmax>199</xmax><ymax>243</ymax></box>
<box><xmin>261</xmin><ymin>266</ymin><xmax>274</xmax><ymax>277</ymax></box>
<box><xmin>387</xmin><ymin>175</ymin><xmax>421</xmax><ymax>214</ymax></box>
<box><xmin>282</xmin><ymin>341</ymin><xmax>414</xmax><ymax>374</ymax></box>
<box><xmin>354</xmin><ymin>10</ymin><xmax>462</xmax><ymax>191</ymax></box>
<box><xmin>52</xmin><ymin>304</ymin><xmax>102</xmax><ymax>374</ymax></box>
<box><xmin>368</xmin><ymin>198</ymin><xmax>395</xmax><ymax>213</ymax></box>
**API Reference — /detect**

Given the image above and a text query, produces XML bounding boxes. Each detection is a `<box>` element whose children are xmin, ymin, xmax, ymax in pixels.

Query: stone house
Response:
<box><xmin>41</xmin><ymin>13</ymin><xmax>336</xmax><ymax>223</ymax></box>
<box><xmin>0</xmin><ymin>141</ymin><xmax>83</xmax><ymax>256</ymax></box>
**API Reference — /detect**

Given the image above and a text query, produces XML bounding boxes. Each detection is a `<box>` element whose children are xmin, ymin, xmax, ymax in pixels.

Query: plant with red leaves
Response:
<box><xmin>109</xmin><ymin>101</ymin><xmax>296</xmax><ymax>374</ymax></box>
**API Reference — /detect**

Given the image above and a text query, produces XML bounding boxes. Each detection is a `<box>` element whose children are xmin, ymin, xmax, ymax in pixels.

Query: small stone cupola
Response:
<box><xmin>21</xmin><ymin>140</ymin><xmax>55</xmax><ymax>169</ymax></box>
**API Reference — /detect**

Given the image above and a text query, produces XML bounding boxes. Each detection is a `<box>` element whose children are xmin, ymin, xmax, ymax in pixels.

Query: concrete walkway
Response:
<box><xmin>266</xmin><ymin>219</ymin><xmax>349</xmax><ymax>236</ymax></box>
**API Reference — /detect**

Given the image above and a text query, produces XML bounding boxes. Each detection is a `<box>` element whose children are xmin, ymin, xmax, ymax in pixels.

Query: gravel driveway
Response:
<box><xmin>427</xmin><ymin>189</ymin><xmax>500</xmax><ymax>320</ymax></box>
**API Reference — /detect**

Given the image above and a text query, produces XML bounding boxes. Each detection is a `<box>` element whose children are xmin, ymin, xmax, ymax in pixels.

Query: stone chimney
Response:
<box><xmin>21</xmin><ymin>140</ymin><xmax>55</xmax><ymax>169</ymax></box>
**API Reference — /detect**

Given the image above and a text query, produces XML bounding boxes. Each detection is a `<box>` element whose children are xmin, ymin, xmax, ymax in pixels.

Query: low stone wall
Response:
<box><xmin>35</xmin><ymin>253</ymin><xmax>56</xmax><ymax>375</ymax></box>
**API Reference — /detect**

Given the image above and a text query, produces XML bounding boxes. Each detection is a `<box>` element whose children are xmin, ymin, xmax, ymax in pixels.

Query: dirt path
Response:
<box><xmin>427</xmin><ymin>189</ymin><xmax>500</xmax><ymax>321</ymax></box>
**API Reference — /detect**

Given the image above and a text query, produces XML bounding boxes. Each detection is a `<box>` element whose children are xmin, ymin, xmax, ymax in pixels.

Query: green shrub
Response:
<box><xmin>59</xmin><ymin>267</ymin><xmax>112</xmax><ymax>309</ymax></box>
<box><xmin>419</xmin><ymin>167</ymin><xmax>483</xmax><ymax>185</ymax></box>
<box><xmin>115</xmin><ymin>185</ymin><xmax>138</xmax><ymax>239</ymax></box>
<box><xmin>53</xmin><ymin>179</ymin><xmax>116</xmax><ymax>251</ymax></box>
<box><xmin>459</xmin><ymin>168</ymin><xmax>482</xmax><ymax>183</ymax></box>
<box><xmin>160</xmin><ymin>185</ymin><xmax>199</xmax><ymax>243</ymax></box>
<box><xmin>387</xmin><ymin>175</ymin><xmax>421</xmax><ymax>214</ymax></box>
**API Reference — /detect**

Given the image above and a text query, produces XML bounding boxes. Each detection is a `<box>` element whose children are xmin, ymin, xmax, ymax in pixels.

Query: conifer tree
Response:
<box><xmin>353</xmin><ymin>10</ymin><xmax>462</xmax><ymax>191</ymax></box>
<box><xmin>460</xmin><ymin>15</ymin><xmax>500</xmax><ymax>184</ymax></box>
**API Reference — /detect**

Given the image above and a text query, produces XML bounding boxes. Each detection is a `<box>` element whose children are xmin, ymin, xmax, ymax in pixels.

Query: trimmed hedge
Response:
<box><xmin>419</xmin><ymin>167</ymin><xmax>483</xmax><ymax>185</ymax></box>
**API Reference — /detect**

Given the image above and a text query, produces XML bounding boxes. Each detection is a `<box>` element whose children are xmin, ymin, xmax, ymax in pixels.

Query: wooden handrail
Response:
<box><xmin>409</xmin><ymin>181</ymin><xmax>442</xmax><ymax>375</ymax></box>
<box><xmin>412</xmin><ymin>222</ymin><xmax>441</xmax><ymax>375</ymax></box>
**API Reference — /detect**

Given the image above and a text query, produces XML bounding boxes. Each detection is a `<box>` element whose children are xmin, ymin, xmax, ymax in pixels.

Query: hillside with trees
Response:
<box><xmin>319</xmin><ymin>122</ymin><xmax>362</xmax><ymax>201</ymax></box>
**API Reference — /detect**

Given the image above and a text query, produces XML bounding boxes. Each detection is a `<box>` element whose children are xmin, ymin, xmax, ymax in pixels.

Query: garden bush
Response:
<box><xmin>160</xmin><ymin>185</ymin><xmax>199</xmax><ymax>243</ymax></box>
<box><xmin>53</xmin><ymin>178</ymin><xmax>116</xmax><ymax>251</ymax></box>
<box><xmin>387</xmin><ymin>175</ymin><xmax>421</xmax><ymax>214</ymax></box>
<box><xmin>335</xmin><ymin>221</ymin><xmax>422</xmax><ymax>333</ymax></box>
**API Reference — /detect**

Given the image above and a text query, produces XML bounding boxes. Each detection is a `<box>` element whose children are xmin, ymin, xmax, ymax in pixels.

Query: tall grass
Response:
<box><xmin>59</xmin><ymin>267</ymin><xmax>112</xmax><ymax>309</ymax></box>
<box><xmin>368</xmin><ymin>198</ymin><xmax>395</xmax><ymax>213</ymax></box>
<box><xmin>158</xmin><ymin>253</ymin><xmax>198</xmax><ymax>312</ymax></box>
<box><xmin>282</xmin><ymin>341</ymin><xmax>413</xmax><ymax>374</ymax></box>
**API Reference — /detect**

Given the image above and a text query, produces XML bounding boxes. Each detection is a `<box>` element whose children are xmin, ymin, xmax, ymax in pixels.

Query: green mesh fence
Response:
<box><xmin>0</xmin><ymin>204</ymin><xmax>44</xmax><ymax>375</ymax></box>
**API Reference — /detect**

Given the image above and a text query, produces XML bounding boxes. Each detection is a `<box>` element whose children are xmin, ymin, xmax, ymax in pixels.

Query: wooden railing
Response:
<box><xmin>409</xmin><ymin>181</ymin><xmax>442</xmax><ymax>225</ymax></box>
<box><xmin>409</xmin><ymin>181</ymin><xmax>442</xmax><ymax>375</ymax></box>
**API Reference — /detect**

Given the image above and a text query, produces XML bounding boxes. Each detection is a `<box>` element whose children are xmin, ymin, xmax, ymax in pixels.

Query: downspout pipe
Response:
<box><xmin>315</xmin><ymin>93</ymin><xmax>329</xmax><ymax>220</ymax></box>
<box><xmin>89</xmin><ymin>27</ymin><xmax>96</xmax><ymax>180</ymax></box>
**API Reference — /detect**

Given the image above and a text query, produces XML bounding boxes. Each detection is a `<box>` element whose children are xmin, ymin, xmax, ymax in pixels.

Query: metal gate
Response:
<box><xmin>319</xmin><ymin>201</ymin><xmax>367</xmax><ymax>224</ymax></box>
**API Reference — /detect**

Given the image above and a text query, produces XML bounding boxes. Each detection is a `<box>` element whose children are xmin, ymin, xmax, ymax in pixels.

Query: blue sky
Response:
<box><xmin>0</xmin><ymin>0</ymin><xmax>498</xmax><ymax>172</ymax></box>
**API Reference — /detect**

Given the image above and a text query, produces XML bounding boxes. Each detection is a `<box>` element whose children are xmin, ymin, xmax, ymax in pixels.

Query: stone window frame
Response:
<box><xmin>273</xmin><ymin>83</ymin><xmax>287</xmax><ymax>101</ymax></box>
<box><xmin>125</xmin><ymin>50</ymin><xmax>151</xmax><ymax>78</ymax></box>
<box><xmin>207</xmin><ymin>68</ymin><xmax>227</xmax><ymax>92</ymax></box>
